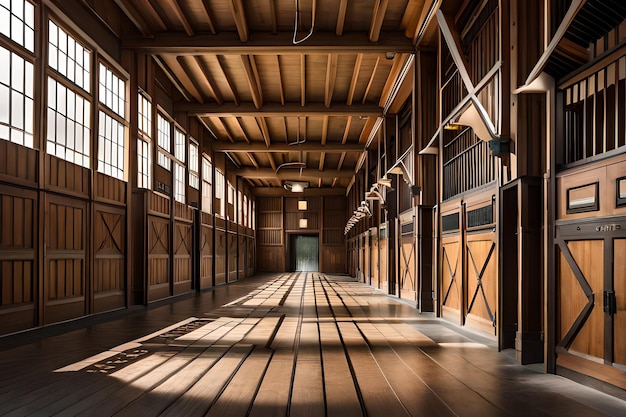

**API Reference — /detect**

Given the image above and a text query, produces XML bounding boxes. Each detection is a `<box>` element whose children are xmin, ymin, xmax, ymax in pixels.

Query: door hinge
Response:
<box><xmin>604</xmin><ymin>290</ymin><xmax>617</xmax><ymax>316</ymax></box>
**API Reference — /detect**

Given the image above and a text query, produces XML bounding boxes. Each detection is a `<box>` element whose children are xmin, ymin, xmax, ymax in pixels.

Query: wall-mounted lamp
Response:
<box><xmin>298</xmin><ymin>199</ymin><xmax>307</xmax><ymax>210</ymax></box>
<box><xmin>299</xmin><ymin>218</ymin><xmax>308</xmax><ymax>228</ymax></box>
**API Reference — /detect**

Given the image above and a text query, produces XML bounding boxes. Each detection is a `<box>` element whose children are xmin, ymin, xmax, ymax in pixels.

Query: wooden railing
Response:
<box><xmin>563</xmin><ymin>52</ymin><xmax>626</xmax><ymax>165</ymax></box>
<box><xmin>443</xmin><ymin>129</ymin><xmax>497</xmax><ymax>200</ymax></box>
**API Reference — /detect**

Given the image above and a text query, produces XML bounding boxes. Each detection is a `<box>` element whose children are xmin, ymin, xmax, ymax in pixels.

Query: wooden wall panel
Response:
<box><xmin>238</xmin><ymin>235</ymin><xmax>246</xmax><ymax>277</ymax></box>
<box><xmin>93</xmin><ymin>205</ymin><xmax>125</xmax><ymax>313</ymax></box>
<box><xmin>614</xmin><ymin>239</ymin><xmax>626</xmax><ymax>367</ymax></box>
<box><xmin>94</xmin><ymin>173</ymin><xmax>126</xmax><ymax>205</ymax></box>
<box><xmin>173</xmin><ymin>221</ymin><xmax>192</xmax><ymax>295</ymax></box>
<box><xmin>0</xmin><ymin>141</ymin><xmax>38</xmax><ymax>186</ymax></box>
<box><xmin>370</xmin><ymin>231</ymin><xmax>379</xmax><ymax>289</ymax></box>
<box><xmin>257</xmin><ymin>246</ymin><xmax>285</xmax><ymax>272</ymax></box>
<box><xmin>45</xmin><ymin>155</ymin><xmax>89</xmax><ymax>197</ymax></box>
<box><xmin>247</xmin><ymin>237</ymin><xmax>255</xmax><ymax>276</ymax></box>
<box><xmin>200</xmin><ymin>224</ymin><xmax>213</xmax><ymax>289</ymax></box>
<box><xmin>215</xmin><ymin>228</ymin><xmax>226</xmax><ymax>285</ymax></box>
<box><xmin>321</xmin><ymin>246</ymin><xmax>345</xmax><ymax>274</ymax></box>
<box><xmin>0</xmin><ymin>186</ymin><xmax>37</xmax><ymax>334</ymax></box>
<box><xmin>147</xmin><ymin>216</ymin><xmax>170</xmax><ymax>301</ymax></box>
<box><xmin>228</xmin><ymin>231</ymin><xmax>238</xmax><ymax>281</ymax></box>
<box><xmin>44</xmin><ymin>196</ymin><xmax>86</xmax><ymax>324</ymax></box>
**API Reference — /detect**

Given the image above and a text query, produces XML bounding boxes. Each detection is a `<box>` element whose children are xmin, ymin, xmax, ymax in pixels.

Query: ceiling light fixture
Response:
<box><xmin>284</xmin><ymin>180</ymin><xmax>309</xmax><ymax>193</ymax></box>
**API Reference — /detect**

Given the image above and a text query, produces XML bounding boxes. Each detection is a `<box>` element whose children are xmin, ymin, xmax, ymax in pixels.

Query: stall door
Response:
<box><xmin>399</xmin><ymin>220</ymin><xmax>417</xmax><ymax>302</ymax></box>
<box><xmin>557</xmin><ymin>221</ymin><xmax>626</xmax><ymax>375</ymax></box>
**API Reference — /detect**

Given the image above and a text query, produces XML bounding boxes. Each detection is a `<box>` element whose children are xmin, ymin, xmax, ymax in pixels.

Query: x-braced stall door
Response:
<box><xmin>556</xmin><ymin>219</ymin><xmax>626</xmax><ymax>371</ymax></box>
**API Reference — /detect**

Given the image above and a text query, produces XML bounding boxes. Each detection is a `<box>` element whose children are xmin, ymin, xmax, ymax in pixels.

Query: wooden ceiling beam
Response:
<box><xmin>123</xmin><ymin>32</ymin><xmax>416</xmax><ymax>54</ymax></box>
<box><xmin>192</xmin><ymin>56</ymin><xmax>223</xmax><ymax>105</ymax></box>
<box><xmin>211</xmin><ymin>142</ymin><xmax>366</xmax><ymax>153</ymax></box>
<box><xmin>241</xmin><ymin>55</ymin><xmax>263</xmax><ymax>109</ymax></box>
<box><xmin>275</xmin><ymin>55</ymin><xmax>285</xmax><ymax>105</ymax></box>
<box><xmin>232</xmin><ymin>116</ymin><xmax>251</xmax><ymax>143</ymax></box>
<box><xmin>346</xmin><ymin>53</ymin><xmax>363</xmax><ymax>105</ymax></box>
<box><xmin>342</xmin><ymin>116</ymin><xmax>352</xmax><ymax>144</ymax></box>
<box><xmin>171</xmin><ymin>0</ymin><xmax>194</xmax><ymax>36</ymax></box>
<box><xmin>336</xmin><ymin>0</ymin><xmax>348</xmax><ymax>35</ymax></box>
<box><xmin>319</xmin><ymin>152</ymin><xmax>326</xmax><ymax>171</ymax></box>
<box><xmin>247</xmin><ymin>152</ymin><xmax>259</xmax><ymax>168</ymax></box>
<box><xmin>321</xmin><ymin>115</ymin><xmax>329</xmax><ymax>145</ymax></box>
<box><xmin>176</xmin><ymin>102</ymin><xmax>383</xmax><ymax>117</ymax></box>
<box><xmin>199</xmin><ymin>0</ymin><xmax>217</xmax><ymax>34</ymax></box>
<box><xmin>324</xmin><ymin>54</ymin><xmax>338</xmax><ymax>108</ymax></box>
<box><xmin>369</xmin><ymin>0</ymin><xmax>389</xmax><ymax>42</ymax></box>
<box><xmin>256</xmin><ymin>117</ymin><xmax>271</xmax><ymax>148</ymax></box>
<box><xmin>211</xmin><ymin>117</ymin><xmax>235</xmax><ymax>143</ymax></box>
<box><xmin>362</xmin><ymin>57</ymin><xmax>381</xmax><ymax>104</ymax></box>
<box><xmin>269</xmin><ymin>0</ymin><xmax>278</xmax><ymax>34</ymax></box>
<box><xmin>175</xmin><ymin>56</ymin><xmax>206</xmax><ymax>103</ymax></box>
<box><xmin>216</xmin><ymin>56</ymin><xmax>240</xmax><ymax>106</ymax></box>
<box><xmin>229</xmin><ymin>0</ymin><xmax>249</xmax><ymax>42</ymax></box>
<box><xmin>233</xmin><ymin>168</ymin><xmax>354</xmax><ymax>180</ymax></box>
<box><xmin>135</xmin><ymin>0</ymin><xmax>167</xmax><ymax>30</ymax></box>
<box><xmin>113</xmin><ymin>0</ymin><xmax>153</xmax><ymax>37</ymax></box>
<box><xmin>267</xmin><ymin>152</ymin><xmax>277</xmax><ymax>171</ymax></box>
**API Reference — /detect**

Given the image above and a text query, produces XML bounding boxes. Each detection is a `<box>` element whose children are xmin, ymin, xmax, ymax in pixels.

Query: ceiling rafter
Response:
<box><xmin>241</xmin><ymin>55</ymin><xmax>263</xmax><ymax>109</ymax></box>
<box><xmin>256</xmin><ymin>117</ymin><xmax>271</xmax><ymax>148</ymax></box>
<box><xmin>346</xmin><ymin>53</ymin><xmax>363</xmax><ymax>105</ymax></box>
<box><xmin>325</xmin><ymin>54</ymin><xmax>338</xmax><ymax>108</ymax></box>
<box><xmin>336</xmin><ymin>0</ymin><xmax>348</xmax><ymax>35</ymax></box>
<box><xmin>192</xmin><ymin>56</ymin><xmax>223</xmax><ymax>105</ymax></box>
<box><xmin>199</xmin><ymin>0</ymin><xmax>217</xmax><ymax>34</ymax></box>
<box><xmin>171</xmin><ymin>0</ymin><xmax>194</xmax><ymax>36</ymax></box>
<box><xmin>231</xmin><ymin>116</ymin><xmax>251</xmax><ymax>143</ymax></box>
<box><xmin>229</xmin><ymin>0</ymin><xmax>249</xmax><ymax>42</ymax></box>
<box><xmin>176</xmin><ymin>102</ymin><xmax>383</xmax><ymax>117</ymax></box>
<box><xmin>282</xmin><ymin>117</ymin><xmax>289</xmax><ymax>142</ymax></box>
<box><xmin>362</xmin><ymin>57</ymin><xmax>381</xmax><ymax>104</ymax></box>
<box><xmin>112</xmin><ymin>0</ymin><xmax>152</xmax><ymax>37</ymax></box>
<box><xmin>233</xmin><ymin>168</ymin><xmax>354</xmax><ymax>180</ymax></box>
<box><xmin>123</xmin><ymin>32</ymin><xmax>416</xmax><ymax>54</ymax></box>
<box><xmin>342</xmin><ymin>116</ymin><xmax>352</xmax><ymax>144</ymax></box>
<box><xmin>379</xmin><ymin>53</ymin><xmax>409</xmax><ymax>106</ymax></box>
<box><xmin>212</xmin><ymin>117</ymin><xmax>235</xmax><ymax>143</ymax></box>
<box><xmin>321</xmin><ymin>116</ymin><xmax>329</xmax><ymax>145</ymax></box>
<box><xmin>163</xmin><ymin>55</ymin><xmax>203</xmax><ymax>102</ymax></box>
<box><xmin>216</xmin><ymin>56</ymin><xmax>241</xmax><ymax>106</ymax></box>
<box><xmin>266</xmin><ymin>152</ymin><xmax>277</xmax><ymax>171</ymax></box>
<box><xmin>137</xmin><ymin>0</ymin><xmax>167</xmax><ymax>31</ymax></box>
<box><xmin>175</xmin><ymin>56</ymin><xmax>208</xmax><ymax>103</ymax></box>
<box><xmin>211</xmin><ymin>142</ymin><xmax>365</xmax><ymax>153</ymax></box>
<box><xmin>269</xmin><ymin>0</ymin><xmax>278</xmax><ymax>34</ymax></box>
<box><xmin>319</xmin><ymin>153</ymin><xmax>326</xmax><ymax>171</ymax></box>
<box><xmin>369</xmin><ymin>0</ymin><xmax>389</xmax><ymax>42</ymax></box>
<box><xmin>247</xmin><ymin>152</ymin><xmax>259</xmax><ymax>168</ymax></box>
<box><xmin>274</xmin><ymin>55</ymin><xmax>285</xmax><ymax>105</ymax></box>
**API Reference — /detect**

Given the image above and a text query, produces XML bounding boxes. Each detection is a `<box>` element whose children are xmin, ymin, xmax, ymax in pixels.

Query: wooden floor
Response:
<box><xmin>1</xmin><ymin>272</ymin><xmax>625</xmax><ymax>416</ymax></box>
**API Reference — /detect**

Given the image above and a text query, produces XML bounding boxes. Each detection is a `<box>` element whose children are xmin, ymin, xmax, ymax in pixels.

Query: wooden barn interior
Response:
<box><xmin>1</xmin><ymin>0</ymin><xmax>626</xmax><ymax>412</ymax></box>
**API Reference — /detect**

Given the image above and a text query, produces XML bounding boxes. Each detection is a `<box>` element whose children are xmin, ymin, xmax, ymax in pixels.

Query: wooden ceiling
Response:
<box><xmin>118</xmin><ymin>0</ymin><xmax>440</xmax><ymax>192</ymax></box>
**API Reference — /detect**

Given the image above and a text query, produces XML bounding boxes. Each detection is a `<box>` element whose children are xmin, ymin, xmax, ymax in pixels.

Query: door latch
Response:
<box><xmin>604</xmin><ymin>290</ymin><xmax>617</xmax><ymax>316</ymax></box>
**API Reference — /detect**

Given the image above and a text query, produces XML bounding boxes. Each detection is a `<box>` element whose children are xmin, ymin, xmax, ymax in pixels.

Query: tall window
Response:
<box><xmin>227</xmin><ymin>181</ymin><xmax>235</xmax><ymax>221</ymax></box>
<box><xmin>189</xmin><ymin>139</ymin><xmax>199</xmax><ymax>189</ymax></box>
<box><xmin>47</xmin><ymin>20</ymin><xmax>92</xmax><ymax>168</ymax></box>
<box><xmin>201</xmin><ymin>154</ymin><xmax>212</xmax><ymax>213</ymax></box>
<box><xmin>0</xmin><ymin>46</ymin><xmax>34</xmax><ymax>147</ymax></box>
<box><xmin>0</xmin><ymin>1</ymin><xmax>35</xmax><ymax>148</ymax></box>
<box><xmin>1</xmin><ymin>0</ymin><xmax>35</xmax><ymax>53</ymax></box>
<box><xmin>137</xmin><ymin>91</ymin><xmax>152</xmax><ymax>189</ymax></box>
<box><xmin>215</xmin><ymin>168</ymin><xmax>225</xmax><ymax>218</ymax></box>
<box><xmin>173</xmin><ymin>127</ymin><xmax>186</xmax><ymax>203</ymax></box>
<box><xmin>156</xmin><ymin>113</ymin><xmax>171</xmax><ymax>170</ymax></box>
<box><xmin>243</xmin><ymin>195</ymin><xmax>248</xmax><ymax>226</ymax></box>
<box><xmin>173</xmin><ymin>162</ymin><xmax>185</xmax><ymax>203</ymax></box>
<box><xmin>97</xmin><ymin>62</ymin><xmax>126</xmax><ymax>180</ymax></box>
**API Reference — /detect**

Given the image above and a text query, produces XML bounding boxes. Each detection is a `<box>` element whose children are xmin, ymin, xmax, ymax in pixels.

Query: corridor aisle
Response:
<box><xmin>0</xmin><ymin>272</ymin><xmax>625</xmax><ymax>416</ymax></box>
